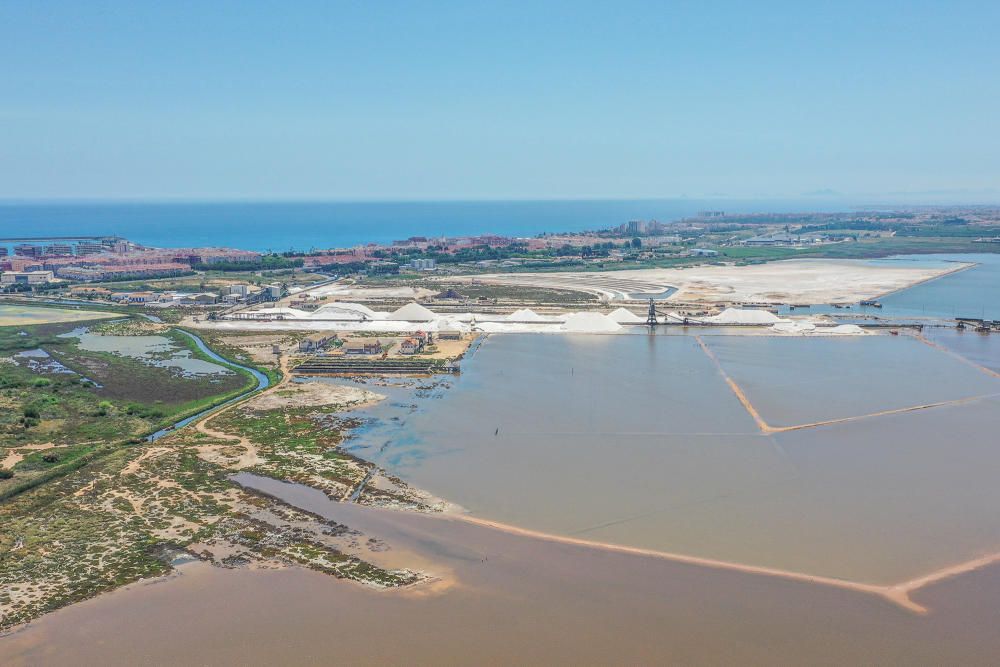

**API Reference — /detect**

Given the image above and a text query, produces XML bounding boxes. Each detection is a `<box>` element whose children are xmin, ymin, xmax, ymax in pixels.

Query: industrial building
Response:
<box><xmin>1</xmin><ymin>270</ymin><xmax>55</xmax><ymax>285</ymax></box>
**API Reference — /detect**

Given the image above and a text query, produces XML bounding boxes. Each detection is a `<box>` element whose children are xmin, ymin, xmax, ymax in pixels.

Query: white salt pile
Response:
<box><xmin>705</xmin><ymin>308</ymin><xmax>784</xmax><ymax>325</ymax></box>
<box><xmin>607</xmin><ymin>307</ymin><xmax>645</xmax><ymax>324</ymax></box>
<box><xmin>388</xmin><ymin>302</ymin><xmax>438</xmax><ymax>321</ymax></box>
<box><xmin>560</xmin><ymin>312</ymin><xmax>623</xmax><ymax>333</ymax></box>
<box><xmin>506</xmin><ymin>308</ymin><xmax>548</xmax><ymax>321</ymax></box>
<box><xmin>310</xmin><ymin>303</ymin><xmax>384</xmax><ymax>320</ymax></box>
<box><xmin>771</xmin><ymin>321</ymin><xmax>817</xmax><ymax>334</ymax></box>
<box><xmin>253</xmin><ymin>306</ymin><xmax>311</xmax><ymax>319</ymax></box>
<box><xmin>821</xmin><ymin>324</ymin><xmax>866</xmax><ymax>335</ymax></box>
<box><xmin>435</xmin><ymin>318</ymin><xmax>470</xmax><ymax>332</ymax></box>
<box><xmin>771</xmin><ymin>321</ymin><xmax>866</xmax><ymax>335</ymax></box>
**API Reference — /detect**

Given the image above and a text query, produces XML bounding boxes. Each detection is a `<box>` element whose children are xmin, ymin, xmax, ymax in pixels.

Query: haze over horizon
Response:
<box><xmin>2</xmin><ymin>1</ymin><xmax>999</xmax><ymax>203</ymax></box>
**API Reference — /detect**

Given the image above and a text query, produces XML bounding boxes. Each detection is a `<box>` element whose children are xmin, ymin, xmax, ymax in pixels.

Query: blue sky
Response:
<box><xmin>2</xmin><ymin>1</ymin><xmax>998</xmax><ymax>201</ymax></box>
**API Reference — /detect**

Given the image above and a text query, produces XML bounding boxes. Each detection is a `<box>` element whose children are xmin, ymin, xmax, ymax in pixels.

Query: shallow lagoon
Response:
<box><xmin>65</xmin><ymin>328</ymin><xmax>233</xmax><ymax>377</ymax></box>
<box><xmin>703</xmin><ymin>334</ymin><xmax>1000</xmax><ymax>428</ymax></box>
<box><xmin>0</xmin><ymin>304</ymin><xmax>115</xmax><ymax>326</ymax></box>
<box><xmin>343</xmin><ymin>332</ymin><xmax>1000</xmax><ymax>584</ymax></box>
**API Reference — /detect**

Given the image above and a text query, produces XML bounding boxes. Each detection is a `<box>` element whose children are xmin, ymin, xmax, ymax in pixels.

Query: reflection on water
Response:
<box><xmin>878</xmin><ymin>254</ymin><xmax>1000</xmax><ymax>320</ymax></box>
<box><xmin>63</xmin><ymin>328</ymin><xmax>233</xmax><ymax>377</ymax></box>
<box><xmin>778</xmin><ymin>253</ymin><xmax>1000</xmax><ymax>320</ymax></box>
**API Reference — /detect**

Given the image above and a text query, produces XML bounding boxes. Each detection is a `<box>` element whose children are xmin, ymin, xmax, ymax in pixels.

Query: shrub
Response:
<box><xmin>0</xmin><ymin>469</ymin><xmax>13</xmax><ymax>480</ymax></box>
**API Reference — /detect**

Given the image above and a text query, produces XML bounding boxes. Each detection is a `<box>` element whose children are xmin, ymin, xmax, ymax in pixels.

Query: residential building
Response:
<box><xmin>76</xmin><ymin>241</ymin><xmax>108</xmax><ymax>255</ymax></box>
<box><xmin>13</xmin><ymin>244</ymin><xmax>42</xmax><ymax>258</ymax></box>
<box><xmin>399</xmin><ymin>337</ymin><xmax>424</xmax><ymax>355</ymax></box>
<box><xmin>69</xmin><ymin>286</ymin><xmax>112</xmax><ymax>298</ymax></box>
<box><xmin>44</xmin><ymin>244</ymin><xmax>74</xmax><ymax>256</ymax></box>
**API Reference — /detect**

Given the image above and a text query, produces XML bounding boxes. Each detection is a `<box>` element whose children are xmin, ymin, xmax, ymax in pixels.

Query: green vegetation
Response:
<box><xmin>211</xmin><ymin>407</ymin><xmax>368</xmax><ymax>496</ymax></box>
<box><xmin>0</xmin><ymin>432</ymin><xmax>419</xmax><ymax>631</ymax></box>
<box><xmin>0</xmin><ymin>318</ymin><xmax>258</xmax><ymax>501</ymax></box>
<box><xmin>1</xmin><ymin>321</ymin><xmax>421</xmax><ymax>632</ymax></box>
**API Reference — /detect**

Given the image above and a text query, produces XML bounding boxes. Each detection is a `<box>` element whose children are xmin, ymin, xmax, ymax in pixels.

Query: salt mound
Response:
<box><xmin>608</xmin><ymin>307</ymin><xmax>645</xmax><ymax>324</ymax></box>
<box><xmin>253</xmin><ymin>307</ymin><xmax>309</xmax><ymax>319</ymax></box>
<box><xmin>311</xmin><ymin>302</ymin><xmax>384</xmax><ymax>320</ymax></box>
<box><xmin>434</xmin><ymin>319</ymin><xmax>469</xmax><ymax>332</ymax></box>
<box><xmin>771</xmin><ymin>321</ymin><xmax>816</xmax><ymax>334</ymax></box>
<box><xmin>388</xmin><ymin>302</ymin><xmax>438</xmax><ymax>321</ymax></box>
<box><xmin>506</xmin><ymin>308</ymin><xmax>546</xmax><ymax>321</ymax></box>
<box><xmin>560</xmin><ymin>312</ymin><xmax>623</xmax><ymax>333</ymax></box>
<box><xmin>706</xmin><ymin>308</ymin><xmax>783</xmax><ymax>325</ymax></box>
<box><xmin>823</xmin><ymin>324</ymin><xmax>866</xmax><ymax>335</ymax></box>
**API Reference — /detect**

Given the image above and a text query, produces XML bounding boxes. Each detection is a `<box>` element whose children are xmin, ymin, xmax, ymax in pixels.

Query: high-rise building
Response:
<box><xmin>44</xmin><ymin>243</ymin><xmax>74</xmax><ymax>256</ymax></box>
<box><xmin>76</xmin><ymin>241</ymin><xmax>107</xmax><ymax>255</ymax></box>
<box><xmin>13</xmin><ymin>244</ymin><xmax>43</xmax><ymax>257</ymax></box>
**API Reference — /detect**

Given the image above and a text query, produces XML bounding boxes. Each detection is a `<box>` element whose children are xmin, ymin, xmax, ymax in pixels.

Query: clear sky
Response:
<box><xmin>2</xmin><ymin>1</ymin><xmax>999</xmax><ymax>202</ymax></box>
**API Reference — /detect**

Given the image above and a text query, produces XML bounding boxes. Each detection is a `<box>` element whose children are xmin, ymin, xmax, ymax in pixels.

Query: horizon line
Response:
<box><xmin>2</xmin><ymin>195</ymin><xmax>1000</xmax><ymax>208</ymax></box>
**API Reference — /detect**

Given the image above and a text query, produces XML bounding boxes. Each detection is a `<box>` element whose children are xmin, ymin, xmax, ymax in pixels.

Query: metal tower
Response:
<box><xmin>646</xmin><ymin>298</ymin><xmax>658</xmax><ymax>326</ymax></box>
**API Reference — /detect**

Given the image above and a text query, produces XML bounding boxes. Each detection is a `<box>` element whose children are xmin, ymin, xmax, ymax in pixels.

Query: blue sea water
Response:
<box><xmin>772</xmin><ymin>254</ymin><xmax>1000</xmax><ymax>321</ymax></box>
<box><xmin>0</xmin><ymin>199</ymin><xmax>845</xmax><ymax>252</ymax></box>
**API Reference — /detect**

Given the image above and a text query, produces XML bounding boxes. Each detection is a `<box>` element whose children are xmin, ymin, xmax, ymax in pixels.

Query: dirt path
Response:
<box><xmin>1</xmin><ymin>442</ymin><xmax>59</xmax><ymax>470</ymax></box>
<box><xmin>121</xmin><ymin>447</ymin><xmax>170</xmax><ymax>476</ymax></box>
<box><xmin>193</xmin><ymin>356</ymin><xmax>291</xmax><ymax>470</ymax></box>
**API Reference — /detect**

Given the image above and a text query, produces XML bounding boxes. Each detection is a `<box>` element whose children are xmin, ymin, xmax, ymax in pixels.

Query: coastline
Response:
<box><xmin>869</xmin><ymin>259</ymin><xmax>977</xmax><ymax>300</ymax></box>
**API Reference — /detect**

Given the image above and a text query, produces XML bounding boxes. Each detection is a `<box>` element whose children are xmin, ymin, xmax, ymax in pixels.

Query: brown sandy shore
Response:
<box><xmin>6</xmin><ymin>496</ymin><xmax>1000</xmax><ymax>666</ymax></box>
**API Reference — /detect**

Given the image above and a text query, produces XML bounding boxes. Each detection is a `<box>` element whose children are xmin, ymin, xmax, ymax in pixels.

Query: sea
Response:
<box><xmin>0</xmin><ymin>199</ymin><xmax>851</xmax><ymax>251</ymax></box>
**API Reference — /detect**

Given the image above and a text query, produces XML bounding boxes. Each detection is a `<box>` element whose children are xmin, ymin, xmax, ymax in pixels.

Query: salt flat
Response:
<box><xmin>464</xmin><ymin>258</ymin><xmax>968</xmax><ymax>303</ymax></box>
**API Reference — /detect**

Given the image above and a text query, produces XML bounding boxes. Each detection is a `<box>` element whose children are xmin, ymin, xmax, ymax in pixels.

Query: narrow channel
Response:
<box><xmin>146</xmin><ymin>329</ymin><xmax>271</xmax><ymax>441</ymax></box>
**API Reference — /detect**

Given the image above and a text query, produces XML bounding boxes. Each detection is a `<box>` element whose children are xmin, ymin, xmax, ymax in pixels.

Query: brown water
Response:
<box><xmin>7</xmin><ymin>330</ymin><xmax>1000</xmax><ymax>664</ymax></box>
<box><xmin>702</xmin><ymin>334</ymin><xmax>1000</xmax><ymax>427</ymax></box>
<box><xmin>6</xmin><ymin>477</ymin><xmax>1000</xmax><ymax>666</ymax></box>
<box><xmin>340</xmin><ymin>333</ymin><xmax>1000</xmax><ymax>584</ymax></box>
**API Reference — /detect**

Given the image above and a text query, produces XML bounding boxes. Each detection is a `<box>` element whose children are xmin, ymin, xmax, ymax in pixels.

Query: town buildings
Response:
<box><xmin>0</xmin><ymin>270</ymin><xmax>55</xmax><ymax>286</ymax></box>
